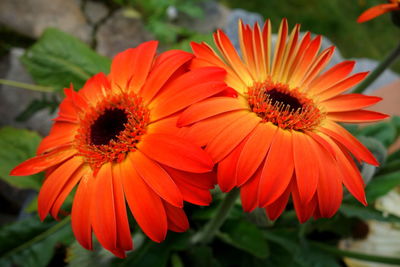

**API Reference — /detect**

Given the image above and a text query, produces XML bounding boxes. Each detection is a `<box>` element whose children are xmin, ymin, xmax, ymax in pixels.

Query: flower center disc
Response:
<box><xmin>247</xmin><ymin>81</ymin><xmax>323</xmax><ymax>131</ymax></box>
<box><xmin>90</xmin><ymin>109</ymin><xmax>128</xmax><ymax>146</ymax></box>
<box><xmin>76</xmin><ymin>93</ymin><xmax>149</xmax><ymax>172</ymax></box>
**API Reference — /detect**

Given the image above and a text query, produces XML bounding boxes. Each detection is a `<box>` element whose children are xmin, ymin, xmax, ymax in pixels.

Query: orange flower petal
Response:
<box><xmin>317</xmin><ymin>72</ymin><xmax>369</xmax><ymax>101</ymax></box>
<box><xmin>264</xmin><ymin>182</ymin><xmax>291</xmax><ymax>221</ymax></box>
<box><xmin>109</xmin><ymin>41</ymin><xmax>158</xmax><ymax>92</ymax></box>
<box><xmin>163</xmin><ymin>201</ymin><xmax>189</xmax><ymax>232</ymax></box>
<box><xmin>79</xmin><ymin>72</ymin><xmax>110</xmax><ymax>105</ymax></box>
<box><xmin>259</xmin><ymin>128</ymin><xmax>294</xmax><ymax>206</ymax></box>
<box><xmin>292</xmin><ymin>131</ymin><xmax>319</xmax><ymax>204</ymax></box>
<box><xmin>37</xmin><ymin>122</ymin><xmax>78</xmax><ymax>154</ymax></box>
<box><xmin>138</xmin><ymin>133</ymin><xmax>213</xmax><ymax>173</ymax></box>
<box><xmin>177</xmin><ymin>96</ymin><xmax>247</xmax><ymax>127</ymax></box>
<box><xmin>217</xmin><ymin>136</ymin><xmax>248</xmax><ymax>192</ymax></box>
<box><xmin>320</xmin><ymin>121</ymin><xmax>379</xmax><ymax>166</ymax></box>
<box><xmin>38</xmin><ymin>156</ymin><xmax>83</xmax><ymax>220</ymax></box>
<box><xmin>71</xmin><ymin>174</ymin><xmax>94</xmax><ymax>250</ymax></box>
<box><xmin>119</xmin><ymin>156</ymin><xmax>167</xmax><ymax>243</ymax></box>
<box><xmin>180</xmin><ymin>111</ymin><xmax>243</xmax><ymax>147</ymax></box>
<box><xmin>308</xmin><ymin>61</ymin><xmax>355</xmax><ymax>95</ymax></box>
<box><xmin>323</xmin><ymin>94</ymin><xmax>382</xmax><ymax>112</ymax></box>
<box><xmin>50</xmin><ymin>165</ymin><xmax>89</xmax><ymax>219</ymax></box>
<box><xmin>357</xmin><ymin>3</ymin><xmax>399</xmax><ymax>23</ymax></box>
<box><xmin>236</xmin><ymin>122</ymin><xmax>277</xmax><ymax>186</ymax></box>
<box><xmin>10</xmin><ymin>145</ymin><xmax>76</xmax><ymax>176</ymax></box>
<box><xmin>206</xmin><ymin>112</ymin><xmax>260</xmax><ymax>162</ymax></box>
<box><xmin>91</xmin><ymin>163</ymin><xmax>117</xmax><ymax>251</ymax></box>
<box><xmin>327</xmin><ymin>110</ymin><xmax>388</xmax><ymax>123</ymax></box>
<box><xmin>112</xmin><ymin>163</ymin><xmax>133</xmax><ymax>251</ymax></box>
<box><xmin>150</xmin><ymin>79</ymin><xmax>228</xmax><ymax>121</ymax></box>
<box><xmin>292</xmin><ymin>181</ymin><xmax>317</xmax><ymax>223</ymax></box>
<box><xmin>130</xmin><ymin>151</ymin><xmax>183</xmax><ymax>208</ymax></box>
<box><xmin>240</xmin><ymin>167</ymin><xmax>261</xmax><ymax>212</ymax></box>
<box><xmin>140</xmin><ymin>50</ymin><xmax>193</xmax><ymax>104</ymax></box>
<box><xmin>314</xmin><ymin>143</ymin><xmax>343</xmax><ymax>218</ymax></box>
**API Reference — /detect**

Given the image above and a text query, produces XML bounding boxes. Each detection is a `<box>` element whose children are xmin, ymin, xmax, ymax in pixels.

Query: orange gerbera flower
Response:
<box><xmin>11</xmin><ymin>41</ymin><xmax>228</xmax><ymax>257</ymax></box>
<box><xmin>357</xmin><ymin>0</ymin><xmax>400</xmax><ymax>23</ymax></box>
<box><xmin>179</xmin><ymin>19</ymin><xmax>388</xmax><ymax>222</ymax></box>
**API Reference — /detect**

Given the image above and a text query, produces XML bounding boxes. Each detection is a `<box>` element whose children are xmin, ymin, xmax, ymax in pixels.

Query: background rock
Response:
<box><xmin>96</xmin><ymin>9</ymin><xmax>154</xmax><ymax>58</ymax></box>
<box><xmin>84</xmin><ymin>0</ymin><xmax>109</xmax><ymax>25</ymax></box>
<box><xmin>0</xmin><ymin>0</ymin><xmax>92</xmax><ymax>43</ymax></box>
<box><xmin>0</xmin><ymin>48</ymin><xmax>54</xmax><ymax>136</ymax></box>
<box><xmin>176</xmin><ymin>1</ymin><xmax>230</xmax><ymax>34</ymax></box>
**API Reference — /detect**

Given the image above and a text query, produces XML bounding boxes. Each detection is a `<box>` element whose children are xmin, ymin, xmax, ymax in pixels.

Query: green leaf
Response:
<box><xmin>186</xmin><ymin>245</ymin><xmax>220</xmax><ymax>267</ymax></box>
<box><xmin>0</xmin><ymin>216</ymin><xmax>73</xmax><ymax>267</ymax></box>
<box><xmin>218</xmin><ymin>220</ymin><xmax>269</xmax><ymax>259</ymax></box>
<box><xmin>358</xmin><ymin>136</ymin><xmax>387</xmax><ymax>166</ymax></box>
<box><xmin>22</xmin><ymin>28</ymin><xmax>111</xmax><ymax>92</ymax></box>
<box><xmin>115</xmin><ymin>232</ymin><xmax>191</xmax><ymax>267</ymax></box>
<box><xmin>0</xmin><ymin>127</ymin><xmax>43</xmax><ymax>190</ymax></box>
<box><xmin>66</xmin><ymin>240</ymin><xmax>115</xmax><ymax>267</ymax></box>
<box><xmin>340</xmin><ymin>203</ymin><xmax>400</xmax><ymax>223</ymax></box>
<box><xmin>365</xmin><ymin>171</ymin><xmax>400</xmax><ymax>203</ymax></box>
<box><xmin>264</xmin><ymin>230</ymin><xmax>340</xmax><ymax>267</ymax></box>
<box><xmin>357</xmin><ymin>122</ymin><xmax>396</xmax><ymax>147</ymax></box>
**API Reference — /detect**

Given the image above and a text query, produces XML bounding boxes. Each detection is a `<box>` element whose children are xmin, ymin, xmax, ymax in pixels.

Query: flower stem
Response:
<box><xmin>353</xmin><ymin>39</ymin><xmax>400</xmax><ymax>94</ymax></box>
<box><xmin>310</xmin><ymin>241</ymin><xmax>400</xmax><ymax>265</ymax></box>
<box><xmin>0</xmin><ymin>79</ymin><xmax>54</xmax><ymax>92</ymax></box>
<box><xmin>191</xmin><ymin>188</ymin><xmax>240</xmax><ymax>245</ymax></box>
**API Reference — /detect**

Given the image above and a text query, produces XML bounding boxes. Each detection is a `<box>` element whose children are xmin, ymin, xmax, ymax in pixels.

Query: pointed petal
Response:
<box><xmin>314</xmin><ymin>143</ymin><xmax>343</xmax><ymax>218</ymax></box>
<box><xmin>308</xmin><ymin>61</ymin><xmax>356</xmax><ymax>94</ymax></box>
<box><xmin>292</xmin><ymin>131</ymin><xmax>319</xmax><ymax>204</ymax></box>
<box><xmin>71</xmin><ymin>174</ymin><xmax>94</xmax><ymax>250</ymax></box>
<box><xmin>177</xmin><ymin>96</ymin><xmax>248</xmax><ymax>127</ymax></box>
<box><xmin>109</xmin><ymin>41</ymin><xmax>158</xmax><ymax>92</ymax></box>
<box><xmin>80</xmin><ymin>72</ymin><xmax>110</xmax><ymax>105</ymax></box>
<box><xmin>217</xmin><ymin>135</ymin><xmax>248</xmax><ymax>192</ymax></box>
<box><xmin>327</xmin><ymin>110</ymin><xmax>388</xmax><ymax>123</ymax></box>
<box><xmin>138</xmin><ymin>133</ymin><xmax>213</xmax><ymax>173</ymax></box>
<box><xmin>323</xmin><ymin>94</ymin><xmax>382</xmax><ymax>112</ymax></box>
<box><xmin>140</xmin><ymin>50</ymin><xmax>193</xmax><ymax>104</ymax></box>
<box><xmin>38</xmin><ymin>156</ymin><xmax>83</xmax><ymax>220</ymax></box>
<box><xmin>112</xmin><ymin>163</ymin><xmax>133</xmax><ymax>251</ymax></box>
<box><xmin>265</xmin><ymin>183</ymin><xmax>291</xmax><ymax>221</ymax></box>
<box><xmin>179</xmin><ymin>111</ymin><xmax>244</xmax><ymax>147</ymax></box>
<box><xmin>163</xmin><ymin>166</ymin><xmax>215</xmax><ymax>190</ymax></box>
<box><xmin>271</xmin><ymin>19</ymin><xmax>288</xmax><ymax>80</ymax></box>
<box><xmin>91</xmin><ymin>163</ymin><xmax>117</xmax><ymax>251</ymax></box>
<box><xmin>317</xmin><ymin>72</ymin><xmax>369</xmax><ymax>101</ymax></box>
<box><xmin>51</xmin><ymin>165</ymin><xmax>89</xmax><ymax>219</ymax></box>
<box><xmin>37</xmin><ymin>122</ymin><xmax>78</xmax><ymax>154</ymax></box>
<box><xmin>163</xmin><ymin>201</ymin><xmax>189</xmax><ymax>232</ymax></box>
<box><xmin>357</xmin><ymin>3</ymin><xmax>399</xmax><ymax>23</ymax></box>
<box><xmin>11</xmin><ymin>145</ymin><xmax>76</xmax><ymax>176</ymax></box>
<box><xmin>236</xmin><ymin>122</ymin><xmax>277</xmax><ymax>186</ymax></box>
<box><xmin>259</xmin><ymin>128</ymin><xmax>294</xmax><ymax>206</ymax></box>
<box><xmin>119</xmin><ymin>155</ymin><xmax>167</xmax><ymax>242</ymax></box>
<box><xmin>292</xmin><ymin>181</ymin><xmax>317</xmax><ymax>223</ymax></box>
<box><xmin>320</xmin><ymin>121</ymin><xmax>379</xmax><ymax>166</ymax></box>
<box><xmin>240</xmin><ymin>166</ymin><xmax>262</xmax><ymax>212</ymax></box>
<box><xmin>206</xmin><ymin>112</ymin><xmax>260</xmax><ymax>162</ymax></box>
<box><xmin>130</xmin><ymin>151</ymin><xmax>183</xmax><ymax>207</ymax></box>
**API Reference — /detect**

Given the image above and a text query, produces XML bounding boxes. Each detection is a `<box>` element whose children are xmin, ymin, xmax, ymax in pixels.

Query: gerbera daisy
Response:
<box><xmin>357</xmin><ymin>0</ymin><xmax>400</xmax><ymax>23</ymax></box>
<box><xmin>11</xmin><ymin>41</ymin><xmax>228</xmax><ymax>257</ymax></box>
<box><xmin>179</xmin><ymin>19</ymin><xmax>388</xmax><ymax>222</ymax></box>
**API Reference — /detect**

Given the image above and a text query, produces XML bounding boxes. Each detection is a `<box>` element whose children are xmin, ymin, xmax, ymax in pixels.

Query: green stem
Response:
<box><xmin>1</xmin><ymin>216</ymin><xmax>71</xmax><ymax>259</ymax></box>
<box><xmin>0</xmin><ymin>79</ymin><xmax>54</xmax><ymax>92</ymax></box>
<box><xmin>191</xmin><ymin>188</ymin><xmax>240</xmax><ymax>245</ymax></box>
<box><xmin>310</xmin><ymin>241</ymin><xmax>400</xmax><ymax>265</ymax></box>
<box><xmin>353</xmin><ymin>39</ymin><xmax>400</xmax><ymax>94</ymax></box>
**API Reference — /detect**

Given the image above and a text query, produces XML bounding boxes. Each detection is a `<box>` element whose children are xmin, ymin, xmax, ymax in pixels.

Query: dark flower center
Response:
<box><xmin>90</xmin><ymin>108</ymin><xmax>128</xmax><ymax>145</ymax></box>
<box><xmin>265</xmin><ymin>88</ymin><xmax>303</xmax><ymax>112</ymax></box>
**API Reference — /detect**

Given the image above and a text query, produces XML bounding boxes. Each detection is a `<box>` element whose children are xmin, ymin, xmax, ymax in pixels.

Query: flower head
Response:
<box><xmin>11</xmin><ymin>41</ymin><xmax>228</xmax><ymax>257</ymax></box>
<box><xmin>357</xmin><ymin>0</ymin><xmax>400</xmax><ymax>23</ymax></box>
<box><xmin>180</xmin><ymin>19</ymin><xmax>388</xmax><ymax>222</ymax></box>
